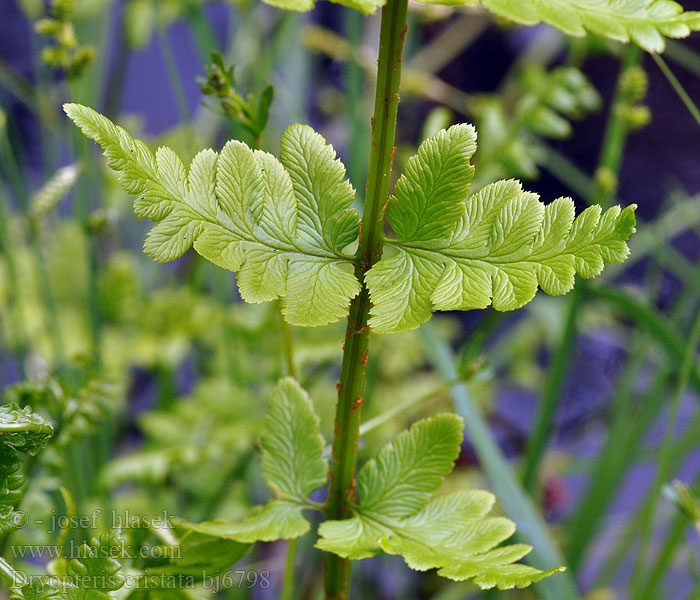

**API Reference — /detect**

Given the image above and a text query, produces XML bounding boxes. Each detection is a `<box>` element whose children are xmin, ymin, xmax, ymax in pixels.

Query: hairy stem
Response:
<box><xmin>325</xmin><ymin>0</ymin><xmax>409</xmax><ymax>597</ymax></box>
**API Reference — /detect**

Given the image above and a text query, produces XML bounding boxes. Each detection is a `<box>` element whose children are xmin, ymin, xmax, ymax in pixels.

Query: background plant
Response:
<box><xmin>0</xmin><ymin>0</ymin><xmax>699</xmax><ymax>599</ymax></box>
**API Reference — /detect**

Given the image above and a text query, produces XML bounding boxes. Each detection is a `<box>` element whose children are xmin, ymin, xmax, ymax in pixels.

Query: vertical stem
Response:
<box><xmin>70</xmin><ymin>127</ymin><xmax>103</xmax><ymax>369</ymax></box>
<box><xmin>0</xmin><ymin>182</ymin><xmax>28</xmax><ymax>365</ymax></box>
<box><xmin>281</xmin><ymin>538</ymin><xmax>297</xmax><ymax>600</ymax></box>
<box><xmin>280</xmin><ymin>306</ymin><xmax>297</xmax><ymax>600</ymax></box>
<box><xmin>325</xmin><ymin>1</ymin><xmax>409</xmax><ymax>598</ymax></box>
<box><xmin>591</xmin><ymin>44</ymin><xmax>641</xmax><ymax>206</ymax></box>
<box><xmin>280</xmin><ymin>309</ymin><xmax>297</xmax><ymax>380</ymax></box>
<box><xmin>651</xmin><ymin>52</ymin><xmax>700</xmax><ymax>127</ymax></box>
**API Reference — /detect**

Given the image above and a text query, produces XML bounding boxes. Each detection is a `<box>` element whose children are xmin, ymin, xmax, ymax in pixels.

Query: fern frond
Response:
<box><xmin>175</xmin><ymin>378</ymin><xmax>328</xmax><ymax>543</ymax></box>
<box><xmin>0</xmin><ymin>404</ymin><xmax>53</xmax><ymax>533</ymax></box>
<box><xmin>64</xmin><ymin>104</ymin><xmax>360</xmax><ymax>327</ymax></box>
<box><xmin>317</xmin><ymin>414</ymin><xmax>564</xmax><ymax>589</ymax></box>
<box><xmin>366</xmin><ymin>124</ymin><xmax>636</xmax><ymax>333</ymax></box>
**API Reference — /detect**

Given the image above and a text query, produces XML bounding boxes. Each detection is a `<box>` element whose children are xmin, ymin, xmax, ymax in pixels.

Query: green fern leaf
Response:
<box><xmin>261</xmin><ymin>0</ymin><xmax>385</xmax><ymax>16</ymax></box>
<box><xmin>366</xmin><ymin>124</ymin><xmax>637</xmax><ymax>333</ymax></box>
<box><xmin>469</xmin><ymin>0</ymin><xmax>700</xmax><ymax>52</ymax></box>
<box><xmin>261</xmin><ymin>377</ymin><xmax>328</xmax><ymax>501</ymax></box>
<box><xmin>175</xmin><ymin>501</ymin><xmax>310</xmax><ymax>543</ymax></box>
<box><xmin>144</xmin><ymin>527</ymin><xmax>250</xmax><ymax>579</ymax></box>
<box><xmin>317</xmin><ymin>414</ymin><xmax>463</xmax><ymax>558</ymax></box>
<box><xmin>64</xmin><ymin>104</ymin><xmax>360</xmax><ymax>327</ymax></box>
<box><xmin>11</xmin><ymin>530</ymin><xmax>126</xmax><ymax>600</ymax></box>
<box><xmin>0</xmin><ymin>404</ymin><xmax>53</xmax><ymax>533</ymax></box>
<box><xmin>261</xmin><ymin>0</ymin><xmax>700</xmax><ymax>47</ymax></box>
<box><xmin>176</xmin><ymin>378</ymin><xmax>327</xmax><ymax>543</ymax></box>
<box><xmin>67</xmin><ymin>530</ymin><xmax>126</xmax><ymax>594</ymax></box>
<box><xmin>317</xmin><ymin>416</ymin><xmax>562</xmax><ymax>588</ymax></box>
<box><xmin>357</xmin><ymin>414</ymin><xmax>464</xmax><ymax>517</ymax></box>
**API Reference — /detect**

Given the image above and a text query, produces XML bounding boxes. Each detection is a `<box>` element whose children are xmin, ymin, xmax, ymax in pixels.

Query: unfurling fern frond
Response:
<box><xmin>0</xmin><ymin>404</ymin><xmax>53</xmax><ymax>534</ymax></box>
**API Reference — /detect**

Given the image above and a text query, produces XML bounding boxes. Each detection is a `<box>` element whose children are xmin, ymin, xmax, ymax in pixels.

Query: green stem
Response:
<box><xmin>281</xmin><ymin>538</ymin><xmax>297</xmax><ymax>600</ymax></box>
<box><xmin>521</xmin><ymin>290</ymin><xmax>580</xmax><ymax>494</ymax></box>
<box><xmin>585</xmin><ymin>284</ymin><xmax>700</xmax><ymax>397</ymax></box>
<box><xmin>67</xmin><ymin>97</ymin><xmax>103</xmax><ymax>369</ymax></box>
<box><xmin>280</xmin><ymin>308</ymin><xmax>297</xmax><ymax>380</ymax></box>
<box><xmin>420</xmin><ymin>322</ymin><xmax>581</xmax><ymax>600</ymax></box>
<box><xmin>0</xmin><ymin>181</ymin><xmax>28</xmax><ymax>364</ymax></box>
<box><xmin>0</xmin><ymin>556</ymin><xmax>24</xmax><ymax>587</ymax></box>
<box><xmin>565</xmin><ymin>361</ymin><xmax>670</xmax><ymax>569</ymax></box>
<box><xmin>630</xmin><ymin>306</ymin><xmax>700</xmax><ymax>599</ymax></box>
<box><xmin>325</xmin><ymin>1</ymin><xmax>409</xmax><ymax>598</ymax></box>
<box><xmin>591</xmin><ymin>44</ymin><xmax>641</xmax><ymax>206</ymax></box>
<box><xmin>652</xmin><ymin>52</ymin><xmax>700</xmax><ymax>128</ymax></box>
<box><xmin>30</xmin><ymin>222</ymin><xmax>66</xmax><ymax>367</ymax></box>
<box><xmin>645</xmin><ymin>510</ymin><xmax>691</xmax><ymax>593</ymax></box>
<box><xmin>280</xmin><ymin>305</ymin><xmax>297</xmax><ymax>600</ymax></box>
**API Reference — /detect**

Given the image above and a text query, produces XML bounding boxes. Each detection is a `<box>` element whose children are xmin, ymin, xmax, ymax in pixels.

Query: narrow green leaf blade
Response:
<box><xmin>420</xmin><ymin>322</ymin><xmax>581</xmax><ymax>600</ymax></box>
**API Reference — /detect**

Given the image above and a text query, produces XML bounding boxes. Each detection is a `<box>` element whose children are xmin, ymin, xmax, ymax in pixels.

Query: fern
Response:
<box><xmin>64</xmin><ymin>104</ymin><xmax>361</xmax><ymax>327</ymax></box>
<box><xmin>317</xmin><ymin>413</ymin><xmax>563</xmax><ymax>589</ymax></box>
<box><xmin>65</xmin><ymin>530</ymin><xmax>126</xmax><ymax>595</ymax></box>
<box><xmin>259</xmin><ymin>0</ymin><xmax>700</xmax><ymax>51</ymax></box>
<box><xmin>474</xmin><ymin>0</ymin><xmax>700</xmax><ymax>52</ymax></box>
<box><xmin>173</xmin><ymin>379</ymin><xmax>561</xmax><ymax>590</ymax></box>
<box><xmin>67</xmin><ymin>107</ymin><xmax>634</xmax><ymax>334</ymax></box>
<box><xmin>0</xmin><ymin>404</ymin><xmax>53</xmax><ymax>534</ymax></box>
<box><xmin>143</xmin><ymin>526</ymin><xmax>250</xmax><ymax>580</ymax></box>
<box><xmin>10</xmin><ymin>530</ymin><xmax>126</xmax><ymax>600</ymax></box>
<box><xmin>366</xmin><ymin>124</ymin><xmax>637</xmax><ymax>333</ymax></box>
<box><xmin>66</xmin><ymin>78</ymin><xmax>636</xmax><ymax>598</ymax></box>
<box><xmin>176</xmin><ymin>377</ymin><xmax>328</xmax><ymax>542</ymax></box>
